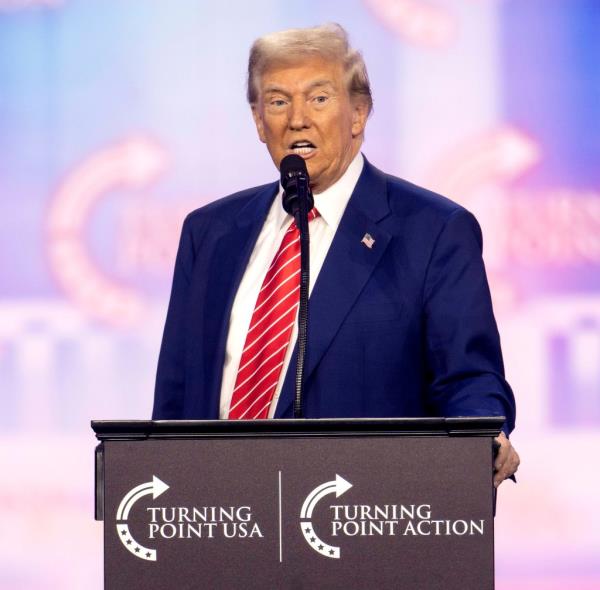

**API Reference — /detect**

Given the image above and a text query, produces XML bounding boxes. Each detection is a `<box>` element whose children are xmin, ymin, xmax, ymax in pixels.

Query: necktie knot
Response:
<box><xmin>290</xmin><ymin>207</ymin><xmax>320</xmax><ymax>231</ymax></box>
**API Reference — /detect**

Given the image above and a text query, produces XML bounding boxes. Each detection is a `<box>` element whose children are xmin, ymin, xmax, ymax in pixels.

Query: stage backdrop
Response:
<box><xmin>1</xmin><ymin>1</ymin><xmax>599</xmax><ymax>588</ymax></box>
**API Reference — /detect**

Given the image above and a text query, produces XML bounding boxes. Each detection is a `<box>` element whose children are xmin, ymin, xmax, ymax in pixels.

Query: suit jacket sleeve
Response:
<box><xmin>152</xmin><ymin>214</ymin><xmax>196</xmax><ymax>419</ymax></box>
<box><xmin>423</xmin><ymin>208</ymin><xmax>516</xmax><ymax>435</ymax></box>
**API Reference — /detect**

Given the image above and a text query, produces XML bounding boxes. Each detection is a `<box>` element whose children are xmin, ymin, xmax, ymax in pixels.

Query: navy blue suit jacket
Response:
<box><xmin>153</xmin><ymin>158</ymin><xmax>516</xmax><ymax>433</ymax></box>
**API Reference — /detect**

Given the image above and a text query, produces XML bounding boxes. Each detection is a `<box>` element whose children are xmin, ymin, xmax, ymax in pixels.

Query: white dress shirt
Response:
<box><xmin>219</xmin><ymin>152</ymin><xmax>364</xmax><ymax>418</ymax></box>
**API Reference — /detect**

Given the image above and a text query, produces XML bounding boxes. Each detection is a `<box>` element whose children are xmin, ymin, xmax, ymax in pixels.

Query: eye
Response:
<box><xmin>270</xmin><ymin>98</ymin><xmax>287</xmax><ymax>107</ymax></box>
<box><xmin>313</xmin><ymin>95</ymin><xmax>328</xmax><ymax>104</ymax></box>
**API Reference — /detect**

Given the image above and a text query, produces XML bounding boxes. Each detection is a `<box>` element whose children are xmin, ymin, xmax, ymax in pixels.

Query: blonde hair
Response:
<box><xmin>247</xmin><ymin>23</ymin><xmax>373</xmax><ymax>114</ymax></box>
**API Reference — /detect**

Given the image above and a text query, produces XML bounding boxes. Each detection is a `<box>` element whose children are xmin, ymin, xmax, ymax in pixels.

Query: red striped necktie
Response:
<box><xmin>228</xmin><ymin>208</ymin><xmax>319</xmax><ymax>420</ymax></box>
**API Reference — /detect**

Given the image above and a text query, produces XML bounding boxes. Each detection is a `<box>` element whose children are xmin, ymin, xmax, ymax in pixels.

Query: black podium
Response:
<box><xmin>93</xmin><ymin>418</ymin><xmax>502</xmax><ymax>590</ymax></box>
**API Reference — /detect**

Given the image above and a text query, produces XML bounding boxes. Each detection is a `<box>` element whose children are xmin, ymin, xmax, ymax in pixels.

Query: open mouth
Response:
<box><xmin>289</xmin><ymin>140</ymin><xmax>316</xmax><ymax>156</ymax></box>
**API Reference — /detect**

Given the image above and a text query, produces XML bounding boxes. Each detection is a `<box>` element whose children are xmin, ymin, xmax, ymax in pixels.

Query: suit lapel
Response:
<box><xmin>201</xmin><ymin>183</ymin><xmax>278</xmax><ymax>418</ymax></box>
<box><xmin>275</xmin><ymin>159</ymin><xmax>392</xmax><ymax>417</ymax></box>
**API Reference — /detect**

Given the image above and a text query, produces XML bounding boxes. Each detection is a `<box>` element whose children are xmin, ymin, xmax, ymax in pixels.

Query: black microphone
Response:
<box><xmin>280</xmin><ymin>154</ymin><xmax>314</xmax><ymax>216</ymax></box>
<box><xmin>280</xmin><ymin>154</ymin><xmax>313</xmax><ymax>419</ymax></box>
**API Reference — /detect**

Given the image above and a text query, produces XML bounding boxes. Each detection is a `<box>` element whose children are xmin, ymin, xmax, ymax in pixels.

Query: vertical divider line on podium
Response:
<box><xmin>278</xmin><ymin>470</ymin><xmax>283</xmax><ymax>563</ymax></box>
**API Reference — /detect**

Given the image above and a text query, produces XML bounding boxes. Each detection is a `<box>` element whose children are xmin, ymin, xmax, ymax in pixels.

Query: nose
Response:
<box><xmin>288</xmin><ymin>97</ymin><xmax>310</xmax><ymax>130</ymax></box>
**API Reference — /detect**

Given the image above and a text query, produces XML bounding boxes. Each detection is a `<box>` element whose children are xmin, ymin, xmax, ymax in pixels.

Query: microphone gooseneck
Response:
<box><xmin>280</xmin><ymin>154</ymin><xmax>313</xmax><ymax>419</ymax></box>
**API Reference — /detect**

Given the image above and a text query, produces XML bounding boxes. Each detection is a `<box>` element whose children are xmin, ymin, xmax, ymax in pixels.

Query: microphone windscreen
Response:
<box><xmin>280</xmin><ymin>154</ymin><xmax>308</xmax><ymax>190</ymax></box>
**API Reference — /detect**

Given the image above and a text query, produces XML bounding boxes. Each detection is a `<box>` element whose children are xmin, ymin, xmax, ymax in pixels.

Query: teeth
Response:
<box><xmin>292</xmin><ymin>147</ymin><xmax>314</xmax><ymax>155</ymax></box>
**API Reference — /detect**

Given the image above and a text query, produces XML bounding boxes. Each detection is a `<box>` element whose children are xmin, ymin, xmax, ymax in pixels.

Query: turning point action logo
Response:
<box><xmin>300</xmin><ymin>474</ymin><xmax>486</xmax><ymax>560</ymax></box>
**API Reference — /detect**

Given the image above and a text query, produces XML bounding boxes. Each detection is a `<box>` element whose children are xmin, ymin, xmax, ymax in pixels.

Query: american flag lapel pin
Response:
<box><xmin>361</xmin><ymin>233</ymin><xmax>375</xmax><ymax>249</ymax></box>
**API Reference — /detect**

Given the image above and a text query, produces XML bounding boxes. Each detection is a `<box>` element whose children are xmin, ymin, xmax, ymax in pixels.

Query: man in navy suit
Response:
<box><xmin>153</xmin><ymin>24</ymin><xmax>519</xmax><ymax>486</ymax></box>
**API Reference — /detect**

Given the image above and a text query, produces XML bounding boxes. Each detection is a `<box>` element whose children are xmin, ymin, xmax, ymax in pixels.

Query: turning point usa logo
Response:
<box><xmin>115</xmin><ymin>476</ymin><xmax>263</xmax><ymax>562</ymax></box>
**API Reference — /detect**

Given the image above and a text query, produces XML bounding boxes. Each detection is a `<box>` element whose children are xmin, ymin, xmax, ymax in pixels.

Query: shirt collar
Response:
<box><xmin>275</xmin><ymin>151</ymin><xmax>364</xmax><ymax>230</ymax></box>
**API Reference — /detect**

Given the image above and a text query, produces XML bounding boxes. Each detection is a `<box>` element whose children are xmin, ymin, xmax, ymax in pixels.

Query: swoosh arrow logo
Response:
<box><xmin>116</xmin><ymin>476</ymin><xmax>169</xmax><ymax>562</ymax></box>
<box><xmin>300</xmin><ymin>475</ymin><xmax>352</xmax><ymax>559</ymax></box>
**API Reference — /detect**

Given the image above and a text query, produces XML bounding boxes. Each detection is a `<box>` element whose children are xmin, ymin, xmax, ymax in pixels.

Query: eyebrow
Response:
<box><xmin>263</xmin><ymin>79</ymin><xmax>337</xmax><ymax>97</ymax></box>
<box><xmin>305</xmin><ymin>79</ymin><xmax>336</xmax><ymax>92</ymax></box>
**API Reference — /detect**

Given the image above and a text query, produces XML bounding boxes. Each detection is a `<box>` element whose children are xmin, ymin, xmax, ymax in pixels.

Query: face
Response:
<box><xmin>251</xmin><ymin>56</ymin><xmax>368</xmax><ymax>194</ymax></box>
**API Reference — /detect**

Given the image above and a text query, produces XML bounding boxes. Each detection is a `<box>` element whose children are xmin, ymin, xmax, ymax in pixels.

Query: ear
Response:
<box><xmin>251</xmin><ymin>105</ymin><xmax>267</xmax><ymax>144</ymax></box>
<box><xmin>351</xmin><ymin>99</ymin><xmax>369</xmax><ymax>138</ymax></box>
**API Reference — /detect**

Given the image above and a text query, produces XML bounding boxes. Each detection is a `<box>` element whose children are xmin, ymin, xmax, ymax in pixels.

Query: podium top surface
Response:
<box><xmin>91</xmin><ymin>417</ymin><xmax>504</xmax><ymax>441</ymax></box>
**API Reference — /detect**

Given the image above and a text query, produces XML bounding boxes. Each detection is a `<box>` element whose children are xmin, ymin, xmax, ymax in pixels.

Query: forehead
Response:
<box><xmin>258</xmin><ymin>55</ymin><xmax>346</xmax><ymax>93</ymax></box>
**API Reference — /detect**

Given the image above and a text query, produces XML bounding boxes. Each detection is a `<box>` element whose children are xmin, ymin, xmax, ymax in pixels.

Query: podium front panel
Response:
<box><xmin>101</xmin><ymin>434</ymin><xmax>494</xmax><ymax>590</ymax></box>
